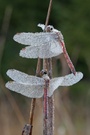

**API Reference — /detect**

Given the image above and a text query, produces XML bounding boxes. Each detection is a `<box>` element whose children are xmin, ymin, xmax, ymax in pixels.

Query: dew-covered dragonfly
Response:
<box><xmin>5</xmin><ymin>69</ymin><xmax>83</xmax><ymax>98</ymax></box>
<box><xmin>13</xmin><ymin>24</ymin><xmax>76</xmax><ymax>75</ymax></box>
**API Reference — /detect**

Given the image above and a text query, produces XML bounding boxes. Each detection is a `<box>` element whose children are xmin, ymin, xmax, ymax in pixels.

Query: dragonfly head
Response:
<box><xmin>40</xmin><ymin>69</ymin><xmax>47</xmax><ymax>76</ymax></box>
<box><xmin>40</xmin><ymin>69</ymin><xmax>50</xmax><ymax>81</ymax></box>
<box><xmin>37</xmin><ymin>23</ymin><xmax>59</xmax><ymax>33</ymax></box>
<box><xmin>45</xmin><ymin>25</ymin><xmax>54</xmax><ymax>32</ymax></box>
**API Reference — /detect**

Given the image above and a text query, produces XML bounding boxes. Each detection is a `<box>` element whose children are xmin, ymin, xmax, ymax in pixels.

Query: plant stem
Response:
<box><xmin>48</xmin><ymin>58</ymin><xmax>54</xmax><ymax>135</ymax></box>
<box><xmin>43</xmin><ymin>0</ymin><xmax>54</xmax><ymax>135</ymax></box>
<box><xmin>29</xmin><ymin>98</ymin><xmax>36</xmax><ymax>135</ymax></box>
<box><xmin>29</xmin><ymin>58</ymin><xmax>41</xmax><ymax>135</ymax></box>
<box><xmin>44</xmin><ymin>0</ymin><xmax>52</xmax><ymax>28</ymax></box>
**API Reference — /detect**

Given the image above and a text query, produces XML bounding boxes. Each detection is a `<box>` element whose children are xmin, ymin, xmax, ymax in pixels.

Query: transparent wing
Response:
<box><xmin>5</xmin><ymin>81</ymin><xmax>44</xmax><ymax>98</ymax></box>
<box><xmin>50</xmin><ymin>41</ymin><xmax>63</xmax><ymax>54</ymax></box>
<box><xmin>6</xmin><ymin>69</ymin><xmax>45</xmax><ymax>85</ymax></box>
<box><xmin>13</xmin><ymin>32</ymin><xmax>61</xmax><ymax>47</ymax></box>
<box><xmin>48</xmin><ymin>72</ymin><xmax>83</xmax><ymax>97</ymax></box>
<box><xmin>20</xmin><ymin>46</ymin><xmax>39</xmax><ymax>58</ymax></box>
<box><xmin>60</xmin><ymin>72</ymin><xmax>83</xmax><ymax>86</ymax></box>
<box><xmin>48</xmin><ymin>77</ymin><xmax>64</xmax><ymax>97</ymax></box>
<box><xmin>20</xmin><ymin>44</ymin><xmax>62</xmax><ymax>59</ymax></box>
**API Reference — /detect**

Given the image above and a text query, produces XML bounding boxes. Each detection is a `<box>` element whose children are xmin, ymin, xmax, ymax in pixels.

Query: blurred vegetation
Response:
<box><xmin>0</xmin><ymin>0</ymin><xmax>90</xmax><ymax>135</ymax></box>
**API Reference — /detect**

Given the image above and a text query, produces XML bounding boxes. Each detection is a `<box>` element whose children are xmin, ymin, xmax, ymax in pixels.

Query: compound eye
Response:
<box><xmin>44</xmin><ymin>71</ymin><xmax>47</xmax><ymax>74</ymax></box>
<box><xmin>50</xmin><ymin>27</ymin><xmax>53</xmax><ymax>31</ymax></box>
<box><xmin>40</xmin><ymin>69</ymin><xmax>47</xmax><ymax>76</ymax></box>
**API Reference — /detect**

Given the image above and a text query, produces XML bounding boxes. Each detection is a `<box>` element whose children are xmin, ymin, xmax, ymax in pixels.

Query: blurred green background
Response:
<box><xmin>0</xmin><ymin>0</ymin><xmax>90</xmax><ymax>135</ymax></box>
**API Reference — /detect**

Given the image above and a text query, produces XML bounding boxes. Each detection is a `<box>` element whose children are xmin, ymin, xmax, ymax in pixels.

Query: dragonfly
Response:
<box><xmin>13</xmin><ymin>24</ymin><xmax>76</xmax><ymax>75</ymax></box>
<box><xmin>6</xmin><ymin>69</ymin><xmax>83</xmax><ymax>119</ymax></box>
<box><xmin>5</xmin><ymin>69</ymin><xmax>83</xmax><ymax>98</ymax></box>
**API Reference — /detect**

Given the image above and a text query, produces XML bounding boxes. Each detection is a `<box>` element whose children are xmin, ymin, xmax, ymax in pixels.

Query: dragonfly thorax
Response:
<box><xmin>42</xmin><ymin>74</ymin><xmax>50</xmax><ymax>88</ymax></box>
<box><xmin>42</xmin><ymin>74</ymin><xmax>50</xmax><ymax>81</ymax></box>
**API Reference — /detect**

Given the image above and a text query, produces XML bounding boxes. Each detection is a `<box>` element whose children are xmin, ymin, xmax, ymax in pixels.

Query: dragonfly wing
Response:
<box><xmin>6</xmin><ymin>69</ymin><xmax>45</xmax><ymax>85</ymax></box>
<box><xmin>39</xmin><ymin>44</ymin><xmax>61</xmax><ymax>58</ymax></box>
<box><xmin>5</xmin><ymin>81</ymin><xmax>44</xmax><ymax>98</ymax></box>
<box><xmin>48</xmin><ymin>77</ymin><xmax>64</xmax><ymax>97</ymax></box>
<box><xmin>20</xmin><ymin>46</ymin><xmax>39</xmax><ymax>58</ymax></box>
<box><xmin>50</xmin><ymin>41</ymin><xmax>63</xmax><ymax>55</ymax></box>
<box><xmin>13</xmin><ymin>32</ymin><xmax>61</xmax><ymax>47</ymax></box>
<box><xmin>60</xmin><ymin>72</ymin><xmax>83</xmax><ymax>86</ymax></box>
<box><xmin>14</xmin><ymin>32</ymin><xmax>46</xmax><ymax>46</ymax></box>
<box><xmin>37</xmin><ymin>23</ymin><xmax>45</xmax><ymax>30</ymax></box>
<box><xmin>20</xmin><ymin>44</ymin><xmax>62</xmax><ymax>59</ymax></box>
<box><xmin>48</xmin><ymin>72</ymin><xmax>83</xmax><ymax>97</ymax></box>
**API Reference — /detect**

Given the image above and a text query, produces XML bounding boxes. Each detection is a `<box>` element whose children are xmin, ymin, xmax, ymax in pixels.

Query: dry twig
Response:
<box><xmin>43</xmin><ymin>0</ymin><xmax>54</xmax><ymax>135</ymax></box>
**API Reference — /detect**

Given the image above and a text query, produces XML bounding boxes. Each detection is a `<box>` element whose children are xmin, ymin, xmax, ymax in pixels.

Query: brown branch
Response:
<box><xmin>48</xmin><ymin>58</ymin><xmax>52</xmax><ymax>78</ymax></box>
<box><xmin>29</xmin><ymin>99</ymin><xmax>36</xmax><ymax>125</ymax></box>
<box><xmin>43</xmin><ymin>0</ymin><xmax>53</xmax><ymax>70</ymax></box>
<box><xmin>36</xmin><ymin>58</ymin><xmax>42</xmax><ymax>76</ymax></box>
<box><xmin>43</xmin><ymin>1</ymin><xmax>54</xmax><ymax>135</ymax></box>
<box><xmin>27</xmin><ymin>58</ymin><xmax>41</xmax><ymax>135</ymax></box>
<box><xmin>22</xmin><ymin>0</ymin><xmax>52</xmax><ymax>135</ymax></box>
<box><xmin>44</xmin><ymin>0</ymin><xmax>52</xmax><ymax>28</ymax></box>
<box><xmin>48</xmin><ymin>58</ymin><xmax>54</xmax><ymax>135</ymax></box>
<box><xmin>29</xmin><ymin>98</ymin><xmax>36</xmax><ymax>135</ymax></box>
